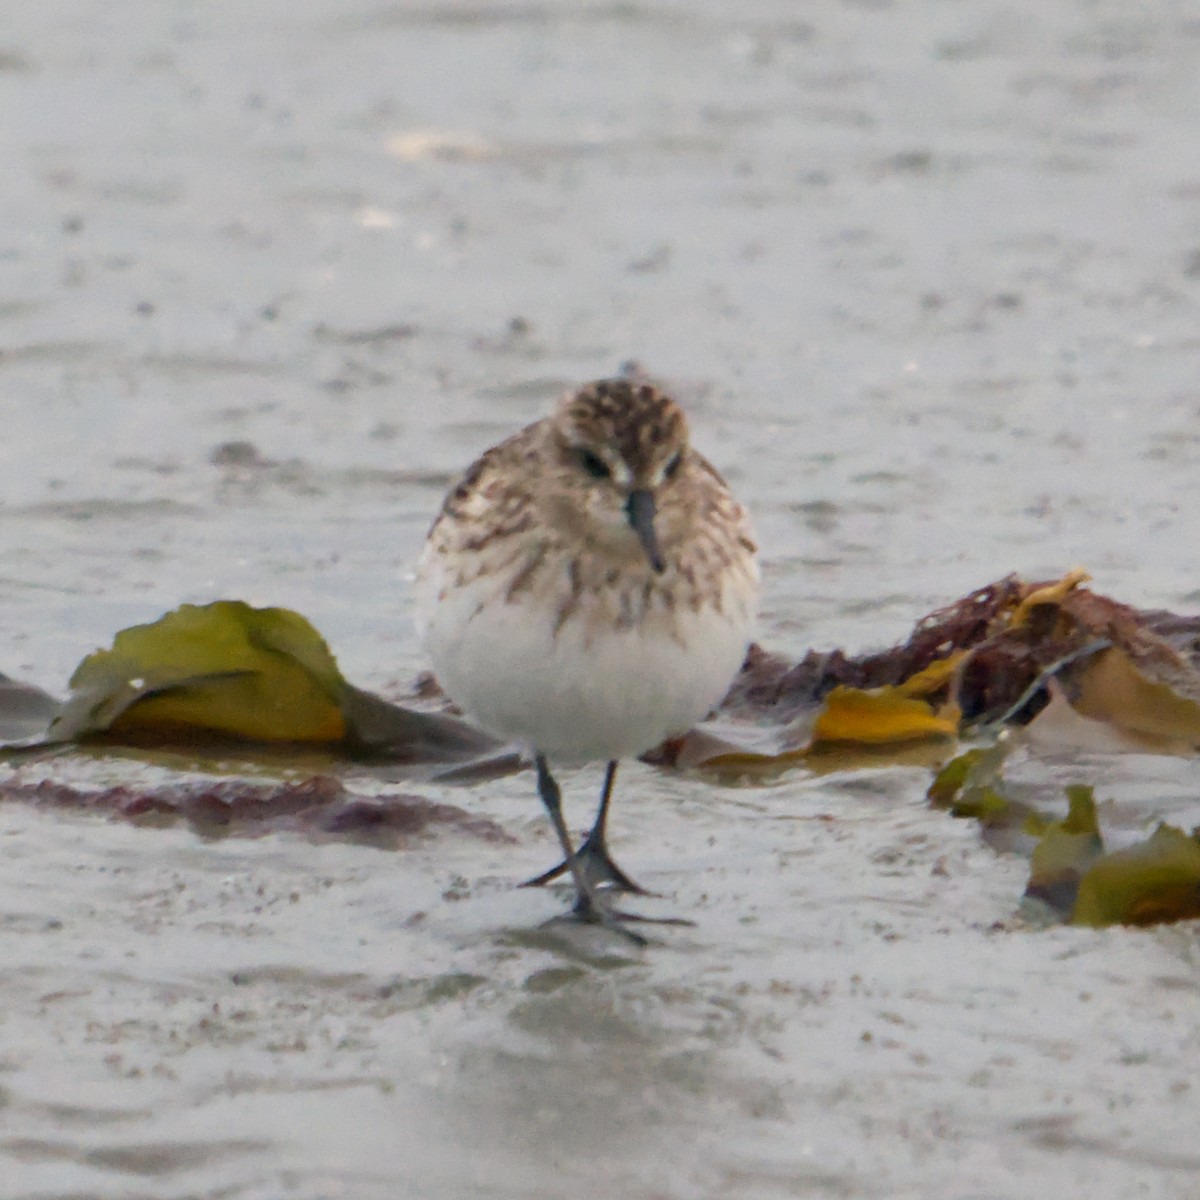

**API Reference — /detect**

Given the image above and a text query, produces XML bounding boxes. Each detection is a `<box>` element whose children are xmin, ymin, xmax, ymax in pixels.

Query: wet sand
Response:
<box><xmin>3</xmin><ymin>2</ymin><xmax>1200</xmax><ymax>1197</ymax></box>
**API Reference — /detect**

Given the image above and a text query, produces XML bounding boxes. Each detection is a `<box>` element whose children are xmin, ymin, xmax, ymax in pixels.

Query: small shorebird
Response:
<box><xmin>415</xmin><ymin>378</ymin><xmax>758</xmax><ymax>941</ymax></box>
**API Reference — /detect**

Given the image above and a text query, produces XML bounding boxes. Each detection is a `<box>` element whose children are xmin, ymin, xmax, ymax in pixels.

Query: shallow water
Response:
<box><xmin>3</xmin><ymin>2</ymin><xmax>1200</xmax><ymax>1197</ymax></box>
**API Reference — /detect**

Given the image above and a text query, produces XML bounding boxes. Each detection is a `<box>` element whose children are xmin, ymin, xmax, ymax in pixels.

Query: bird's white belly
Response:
<box><xmin>417</xmin><ymin>571</ymin><xmax>751</xmax><ymax>764</ymax></box>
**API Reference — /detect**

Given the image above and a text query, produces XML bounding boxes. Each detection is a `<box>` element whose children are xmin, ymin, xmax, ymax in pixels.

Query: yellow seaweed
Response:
<box><xmin>1006</xmin><ymin>568</ymin><xmax>1091</xmax><ymax>630</ymax></box>
<box><xmin>1071</xmin><ymin>647</ymin><xmax>1200</xmax><ymax>750</ymax></box>
<box><xmin>812</xmin><ymin>685</ymin><xmax>959</xmax><ymax>746</ymax></box>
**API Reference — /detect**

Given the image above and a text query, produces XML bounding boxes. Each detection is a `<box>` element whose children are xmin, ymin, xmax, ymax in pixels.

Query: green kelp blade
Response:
<box><xmin>43</xmin><ymin>602</ymin><xmax>499</xmax><ymax>765</ymax></box>
<box><xmin>1023</xmin><ymin>785</ymin><xmax>1105</xmax><ymax>919</ymax></box>
<box><xmin>1060</xmin><ymin>784</ymin><xmax>1103</xmax><ymax>835</ymax></box>
<box><xmin>926</xmin><ymin>744</ymin><xmax>984</xmax><ymax>811</ymax></box>
<box><xmin>340</xmin><ymin>682</ymin><xmax>499</xmax><ymax>761</ymax></box>
<box><xmin>927</xmin><ymin>742</ymin><xmax>1018</xmax><ymax>822</ymax></box>
<box><xmin>0</xmin><ymin>673</ymin><xmax>62</xmax><ymax>744</ymax></box>
<box><xmin>48</xmin><ymin>602</ymin><xmax>349</xmax><ymax>744</ymax></box>
<box><xmin>1073</xmin><ymin>824</ymin><xmax>1200</xmax><ymax>928</ymax></box>
<box><xmin>1072</xmin><ymin>646</ymin><xmax>1200</xmax><ymax>751</ymax></box>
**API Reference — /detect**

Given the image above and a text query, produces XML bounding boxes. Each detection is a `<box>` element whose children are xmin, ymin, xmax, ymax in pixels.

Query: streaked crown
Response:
<box><xmin>552</xmin><ymin>379</ymin><xmax>688</xmax><ymax>484</ymax></box>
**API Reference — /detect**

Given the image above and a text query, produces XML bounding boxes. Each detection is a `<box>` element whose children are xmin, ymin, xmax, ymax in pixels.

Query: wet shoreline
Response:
<box><xmin>4</xmin><ymin>2</ymin><xmax>1200</xmax><ymax>1197</ymax></box>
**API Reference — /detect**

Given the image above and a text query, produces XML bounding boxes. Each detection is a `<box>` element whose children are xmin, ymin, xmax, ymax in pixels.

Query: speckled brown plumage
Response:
<box><xmin>413</xmin><ymin>377</ymin><xmax>759</xmax><ymax>940</ymax></box>
<box><xmin>421</xmin><ymin>380</ymin><xmax>757</xmax><ymax>633</ymax></box>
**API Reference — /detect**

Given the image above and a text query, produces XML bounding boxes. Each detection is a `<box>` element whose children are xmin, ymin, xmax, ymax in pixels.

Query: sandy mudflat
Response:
<box><xmin>2</xmin><ymin>2</ymin><xmax>1200</xmax><ymax>1197</ymax></box>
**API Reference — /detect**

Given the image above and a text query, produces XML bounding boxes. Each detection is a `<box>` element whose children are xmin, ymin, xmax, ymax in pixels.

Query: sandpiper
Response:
<box><xmin>415</xmin><ymin>378</ymin><xmax>759</xmax><ymax>941</ymax></box>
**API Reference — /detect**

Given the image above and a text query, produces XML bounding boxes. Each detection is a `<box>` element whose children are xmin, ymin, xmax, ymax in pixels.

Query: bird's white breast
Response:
<box><xmin>415</xmin><ymin>551</ymin><xmax>754</xmax><ymax>765</ymax></box>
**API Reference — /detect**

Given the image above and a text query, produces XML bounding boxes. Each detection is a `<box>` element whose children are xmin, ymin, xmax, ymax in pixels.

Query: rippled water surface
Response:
<box><xmin>3</xmin><ymin>2</ymin><xmax>1200</xmax><ymax>1197</ymax></box>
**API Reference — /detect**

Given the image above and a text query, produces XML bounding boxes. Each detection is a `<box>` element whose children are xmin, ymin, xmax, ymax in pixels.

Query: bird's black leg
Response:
<box><xmin>533</xmin><ymin>755</ymin><xmax>646</xmax><ymax>946</ymax></box>
<box><xmin>522</xmin><ymin>761</ymin><xmax>654</xmax><ymax>895</ymax></box>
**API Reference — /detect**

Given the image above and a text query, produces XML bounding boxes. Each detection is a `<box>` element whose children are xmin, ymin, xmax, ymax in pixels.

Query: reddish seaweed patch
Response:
<box><xmin>4</xmin><ymin>776</ymin><xmax>514</xmax><ymax>848</ymax></box>
<box><xmin>710</xmin><ymin>572</ymin><xmax>1200</xmax><ymax>743</ymax></box>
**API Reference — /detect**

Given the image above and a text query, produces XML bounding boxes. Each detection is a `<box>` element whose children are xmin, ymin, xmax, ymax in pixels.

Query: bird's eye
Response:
<box><xmin>578</xmin><ymin>449</ymin><xmax>611</xmax><ymax>479</ymax></box>
<box><xmin>664</xmin><ymin>452</ymin><xmax>683</xmax><ymax>479</ymax></box>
